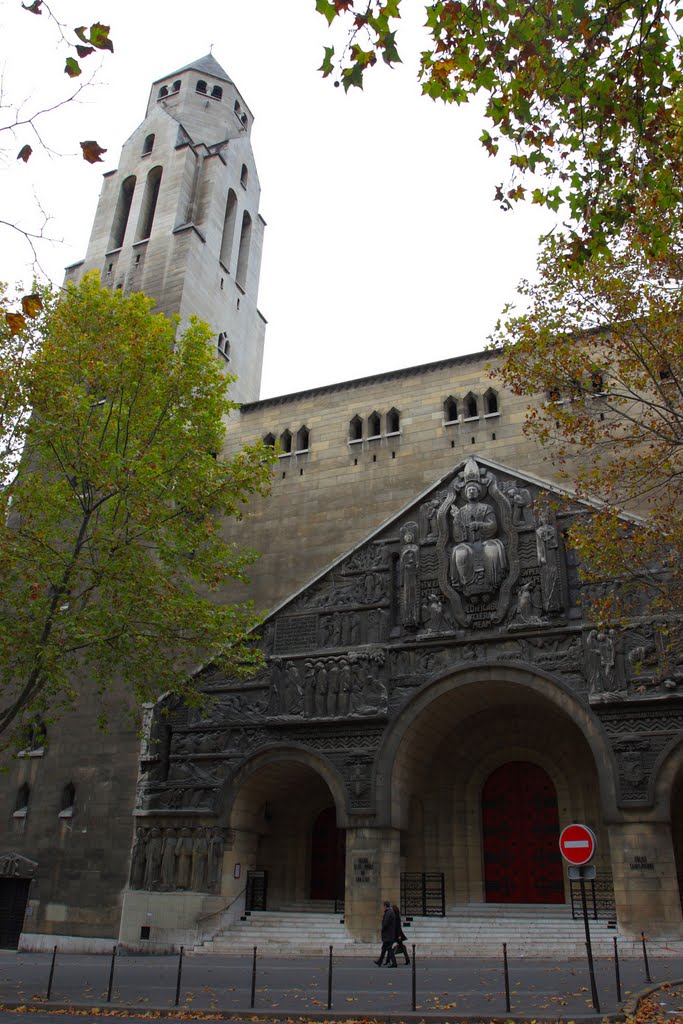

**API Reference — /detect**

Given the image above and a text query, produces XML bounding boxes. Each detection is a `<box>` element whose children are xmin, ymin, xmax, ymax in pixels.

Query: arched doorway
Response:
<box><xmin>482</xmin><ymin>761</ymin><xmax>564</xmax><ymax>903</ymax></box>
<box><xmin>310</xmin><ymin>806</ymin><xmax>345</xmax><ymax>901</ymax></box>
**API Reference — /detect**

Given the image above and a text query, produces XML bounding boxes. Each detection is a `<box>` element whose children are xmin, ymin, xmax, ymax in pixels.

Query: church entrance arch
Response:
<box><xmin>228</xmin><ymin>753</ymin><xmax>346</xmax><ymax>911</ymax></box>
<box><xmin>382</xmin><ymin>667</ymin><xmax>611</xmax><ymax>911</ymax></box>
<box><xmin>482</xmin><ymin>761</ymin><xmax>563</xmax><ymax>903</ymax></box>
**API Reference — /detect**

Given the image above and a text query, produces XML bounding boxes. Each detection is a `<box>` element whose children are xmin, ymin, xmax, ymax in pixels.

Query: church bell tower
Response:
<box><xmin>65</xmin><ymin>54</ymin><xmax>267</xmax><ymax>404</ymax></box>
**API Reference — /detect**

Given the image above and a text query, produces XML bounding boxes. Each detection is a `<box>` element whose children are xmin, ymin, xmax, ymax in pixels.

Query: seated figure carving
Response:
<box><xmin>450</xmin><ymin>463</ymin><xmax>507</xmax><ymax>598</ymax></box>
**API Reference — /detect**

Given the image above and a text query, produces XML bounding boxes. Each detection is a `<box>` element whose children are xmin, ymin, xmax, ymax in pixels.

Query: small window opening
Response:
<box><xmin>142</xmin><ymin>133</ymin><xmax>155</xmax><ymax>156</ymax></box>
<box><xmin>172</xmin><ymin>80</ymin><xmax>181</xmax><ymax>92</ymax></box>
<box><xmin>236</xmin><ymin>211</ymin><xmax>252</xmax><ymax>289</ymax></box>
<box><xmin>282</xmin><ymin>471</ymin><xmax>286</xmax><ymax>479</ymax></box>
<box><xmin>451</xmin><ymin>440</ymin><xmax>455</xmax><ymax>448</ymax></box>
<box><xmin>296</xmin><ymin>425</ymin><xmax>310</xmax><ymax>452</ymax></box>
<box><xmin>373</xmin><ymin>454</ymin><xmax>377</xmax><ymax>463</ymax></box>
<box><xmin>465</xmin><ymin>393</ymin><xmax>478</xmax><ymax>419</ymax></box>
<box><xmin>368</xmin><ymin>411</ymin><xmax>381</xmax><ymax>438</ymax></box>
<box><xmin>387</xmin><ymin>407</ymin><xmax>400</xmax><ymax>433</ymax></box>
<box><xmin>59</xmin><ymin>782</ymin><xmax>75</xmax><ymax>818</ymax></box>
<box><xmin>236</xmin><ymin>297</ymin><xmax>240</xmax><ymax>309</ymax></box>
<box><xmin>548</xmin><ymin>387</ymin><xmax>562</xmax><ymax>402</ymax></box>
<box><xmin>354</xmin><ymin>458</ymin><xmax>358</xmax><ymax>466</ymax></box>
<box><xmin>140</xmin><ymin>926</ymin><xmax>151</xmax><ymax>940</ymax></box>
<box><xmin>196</xmin><ymin>80</ymin><xmax>208</xmax><ymax>94</ymax></box>
<box><xmin>106</xmin><ymin>262</ymin><xmax>113</xmax><ymax>276</ymax></box>
<box><xmin>349</xmin><ymin>416</ymin><xmax>363</xmax><ymax>442</ymax></box>
<box><xmin>158</xmin><ymin>85</ymin><xmax>168</xmax><ymax>99</ymax></box>
<box><xmin>234</xmin><ymin>100</ymin><xmax>241</xmax><ymax>114</ymax></box>
<box><xmin>136</xmin><ymin>165</ymin><xmax>162</xmax><ymax>242</ymax></box>
<box><xmin>392</xmin><ymin>451</ymin><xmax>396</xmax><ymax>459</ymax></box>
<box><xmin>444</xmin><ymin>396</ymin><xmax>458</xmax><ymax>422</ymax></box>
<box><xmin>220</xmin><ymin>278</ymin><xmax>224</xmax><ymax>290</ymax></box>
<box><xmin>134</xmin><ymin>253</ymin><xmax>141</xmax><ymax>266</ymax></box>
<box><xmin>211</xmin><ymin>85</ymin><xmax>223</xmax><ymax>100</ymax></box>
<box><xmin>471</xmin><ymin>436</ymin><xmax>475</xmax><ymax>444</ymax></box>
<box><xmin>220</xmin><ymin>188</ymin><xmax>238</xmax><ymax>269</ymax></box>
<box><xmin>15</xmin><ymin>783</ymin><xmax>29</xmax><ymax>814</ymax></box>
<box><xmin>263</xmin><ymin>433</ymin><xmax>276</xmax><ymax>447</ymax></box>
<box><xmin>280</xmin><ymin>429</ymin><xmax>292</xmax><ymax>454</ymax></box>
<box><xmin>240</xmin><ymin>164</ymin><xmax>249</xmax><ymax>189</ymax></box>
<box><xmin>492</xmin><ymin>432</ymin><xmax>496</xmax><ymax>440</ymax></box>
<box><xmin>299</xmin><ymin>467</ymin><xmax>304</xmax><ymax>477</ymax></box>
<box><xmin>591</xmin><ymin>371</ymin><xmax>605</xmax><ymax>393</ymax></box>
<box><xmin>217</xmin><ymin>332</ymin><xmax>230</xmax><ymax>360</ymax></box>
<box><xmin>484</xmin><ymin>389</ymin><xmax>498</xmax><ymax>415</ymax></box>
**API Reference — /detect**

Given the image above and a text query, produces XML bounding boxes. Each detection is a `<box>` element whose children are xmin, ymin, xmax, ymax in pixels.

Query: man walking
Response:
<box><xmin>374</xmin><ymin>900</ymin><xmax>398</xmax><ymax>967</ymax></box>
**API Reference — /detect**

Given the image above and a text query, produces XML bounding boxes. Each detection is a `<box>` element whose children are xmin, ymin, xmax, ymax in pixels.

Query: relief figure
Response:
<box><xmin>450</xmin><ymin>476</ymin><xmax>507</xmax><ymax>597</ymax></box>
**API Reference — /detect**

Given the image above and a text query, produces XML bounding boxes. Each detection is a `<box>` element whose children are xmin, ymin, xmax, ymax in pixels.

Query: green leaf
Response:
<box><xmin>318</xmin><ymin>45</ymin><xmax>335</xmax><ymax>78</ymax></box>
<box><xmin>64</xmin><ymin>57</ymin><xmax>81</xmax><ymax>78</ymax></box>
<box><xmin>315</xmin><ymin>0</ymin><xmax>337</xmax><ymax>26</ymax></box>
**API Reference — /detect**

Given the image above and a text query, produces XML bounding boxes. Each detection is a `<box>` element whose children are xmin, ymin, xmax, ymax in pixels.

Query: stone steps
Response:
<box><xmin>192</xmin><ymin>906</ymin><xmax>681</xmax><ymax>958</ymax></box>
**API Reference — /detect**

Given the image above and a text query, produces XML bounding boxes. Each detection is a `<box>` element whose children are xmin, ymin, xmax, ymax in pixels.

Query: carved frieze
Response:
<box><xmin>597</xmin><ymin>706</ymin><xmax>683</xmax><ymax>805</ymax></box>
<box><xmin>129</xmin><ymin>824</ymin><xmax>229</xmax><ymax>893</ymax></box>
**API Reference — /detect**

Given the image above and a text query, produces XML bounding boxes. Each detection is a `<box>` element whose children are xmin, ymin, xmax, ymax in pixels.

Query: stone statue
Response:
<box><xmin>450</xmin><ymin>461</ymin><xmax>507</xmax><ymax>597</ymax></box>
<box><xmin>284</xmin><ymin>661</ymin><xmax>303</xmax><ymax>715</ymax></box>
<box><xmin>585</xmin><ymin>630</ymin><xmax>602</xmax><ymax>695</ymax></box>
<box><xmin>419</xmin><ymin>497</ymin><xmax>441</xmax><ymax>542</ymax></box>
<box><xmin>422</xmin><ymin>592</ymin><xmax>449</xmax><ymax>632</ymax></box>
<box><xmin>536</xmin><ymin>510</ymin><xmax>562</xmax><ymax>612</ymax></box>
<box><xmin>191</xmin><ymin>828</ymin><xmax>209</xmax><ymax>892</ymax></box>
<box><xmin>175</xmin><ymin>827</ymin><xmax>193</xmax><ymax>889</ymax></box>
<box><xmin>266</xmin><ymin>658</ymin><xmax>284</xmax><ymax>716</ymax></box>
<box><xmin>130</xmin><ymin>827</ymin><xmax>146</xmax><ymax>889</ymax></box>
<box><xmin>400</xmin><ymin>524</ymin><xmax>420</xmax><ymax>628</ymax></box>
<box><xmin>314</xmin><ymin>661</ymin><xmax>328</xmax><ymax>717</ymax></box>
<box><xmin>338</xmin><ymin>658</ymin><xmax>352</xmax><ymax>716</ymax></box>
<box><xmin>304</xmin><ymin>660</ymin><xmax>316</xmax><ymax>717</ymax></box>
<box><xmin>160</xmin><ymin>828</ymin><xmax>177</xmax><ymax>890</ymax></box>
<box><xmin>143</xmin><ymin>827</ymin><xmax>163</xmax><ymax>891</ymax></box>
<box><xmin>207</xmin><ymin>828</ymin><xmax>225</xmax><ymax>892</ymax></box>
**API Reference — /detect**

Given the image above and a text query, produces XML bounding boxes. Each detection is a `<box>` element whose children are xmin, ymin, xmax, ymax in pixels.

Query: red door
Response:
<box><xmin>310</xmin><ymin>806</ymin><xmax>345</xmax><ymax>901</ymax></box>
<box><xmin>482</xmin><ymin>761</ymin><xmax>564</xmax><ymax>903</ymax></box>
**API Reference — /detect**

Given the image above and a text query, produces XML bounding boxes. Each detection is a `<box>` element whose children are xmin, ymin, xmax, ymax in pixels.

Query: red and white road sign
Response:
<box><xmin>559</xmin><ymin>823</ymin><xmax>596</xmax><ymax>866</ymax></box>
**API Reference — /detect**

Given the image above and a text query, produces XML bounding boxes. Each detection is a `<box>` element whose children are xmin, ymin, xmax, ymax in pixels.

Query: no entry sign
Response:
<box><xmin>559</xmin><ymin>823</ymin><xmax>596</xmax><ymax>865</ymax></box>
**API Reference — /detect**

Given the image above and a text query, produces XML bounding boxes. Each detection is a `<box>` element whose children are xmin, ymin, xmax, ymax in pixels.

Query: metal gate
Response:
<box><xmin>245</xmin><ymin>870</ymin><xmax>268</xmax><ymax>911</ymax></box>
<box><xmin>570</xmin><ymin>875</ymin><xmax>616</xmax><ymax>921</ymax></box>
<box><xmin>400</xmin><ymin>872</ymin><xmax>445</xmax><ymax>916</ymax></box>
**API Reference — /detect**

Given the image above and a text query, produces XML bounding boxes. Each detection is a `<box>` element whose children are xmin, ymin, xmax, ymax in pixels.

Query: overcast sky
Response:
<box><xmin>0</xmin><ymin>0</ymin><xmax>554</xmax><ymax>398</ymax></box>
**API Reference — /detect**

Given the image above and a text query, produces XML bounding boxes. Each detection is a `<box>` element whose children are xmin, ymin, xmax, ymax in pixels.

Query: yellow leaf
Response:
<box><xmin>21</xmin><ymin>293</ymin><xmax>43</xmax><ymax>318</ymax></box>
<box><xmin>6</xmin><ymin>312</ymin><xmax>26</xmax><ymax>335</ymax></box>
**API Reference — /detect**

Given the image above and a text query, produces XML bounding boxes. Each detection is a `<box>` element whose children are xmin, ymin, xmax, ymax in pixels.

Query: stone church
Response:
<box><xmin>2</xmin><ymin>54</ymin><xmax>683</xmax><ymax>952</ymax></box>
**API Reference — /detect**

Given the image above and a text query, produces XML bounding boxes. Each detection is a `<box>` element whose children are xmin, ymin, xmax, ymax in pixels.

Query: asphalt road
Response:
<box><xmin>1</xmin><ymin>949</ymin><xmax>681</xmax><ymax>1019</ymax></box>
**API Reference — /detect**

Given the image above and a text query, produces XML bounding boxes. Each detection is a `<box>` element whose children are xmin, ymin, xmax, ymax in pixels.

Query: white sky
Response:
<box><xmin>0</xmin><ymin>0</ymin><xmax>554</xmax><ymax>398</ymax></box>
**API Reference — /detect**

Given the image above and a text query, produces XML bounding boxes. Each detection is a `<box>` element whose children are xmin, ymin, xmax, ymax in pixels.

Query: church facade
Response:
<box><xmin>1</xmin><ymin>56</ymin><xmax>683</xmax><ymax>953</ymax></box>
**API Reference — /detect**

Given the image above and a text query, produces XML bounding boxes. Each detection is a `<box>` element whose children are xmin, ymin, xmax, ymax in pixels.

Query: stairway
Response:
<box><xmin>192</xmin><ymin>902</ymin><xmax>681</xmax><ymax>958</ymax></box>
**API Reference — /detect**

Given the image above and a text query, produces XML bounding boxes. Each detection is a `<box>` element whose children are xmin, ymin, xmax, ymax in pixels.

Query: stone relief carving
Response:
<box><xmin>130</xmin><ymin>825</ymin><xmax>228</xmax><ymax>893</ymax></box>
<box><xmin>535</xmin><ymin>508</ymin><xmax>563</xmax><ymax>613</ymax></box>
<box><xmin>436</xmin><ymin>458</ymin><xmax>519</xmax><ymax>629</ymax></box>
<box><xmin>0</xmin><ymin>852</ymin><xmax>37</xmax><ymax>878</ymax></box>
<box><xmin>400</xmin><ymin>522</ymin><xmax>421</xmax><ymax>629</ymax></box>
<box><xmin>586</xmin><ymin>624</ymin><xmax>683</xmax><ymax>702</ymax></box>
<box><xmin>266</xmin><ymin>652</ymin><xmax>388</xmax><ymax>721</ymax></box>
<box><xmin>340</xmin><ymin>544</ymin><xmax>388</xmax><ymax>574</ymax></box>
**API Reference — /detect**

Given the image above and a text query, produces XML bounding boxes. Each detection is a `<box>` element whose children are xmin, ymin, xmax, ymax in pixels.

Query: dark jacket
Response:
<box><xmin>381</xmin><ymin>905</ymin><xmax>396</xmax><ymax>942</ymax></box>
<box><xmin>392</xmin><ymin>904</ymin><xmax>406</xmax><ymax>942</ymax></box>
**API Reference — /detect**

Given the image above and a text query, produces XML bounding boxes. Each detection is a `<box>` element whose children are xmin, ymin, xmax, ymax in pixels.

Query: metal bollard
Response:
<box><xmin>641</xmin><ymin>931</ymin><xmax>652</xmax><ymax>984</ymax></box>
<box><xmin>327</xmin><ymin>945</ymin><xmax>333</xmax><ymax>1010</ymax></box>
<box><xmin>45</xmin><ymin>945</ymin><xmax>58</xmax><ymax>1001</ymax></box>
<box><xmin>250</xmin><ymin>945</ymin><xmax>257</xmax><ymax>1008</ymax></box>
<box><xmin>613</xmin><ymin>936</ymin><xmax>622</xmax><ymax>1003</ymax></box>
<box><xmin>174</xmin><ymin>945</ymin><xmax>184</xmax><ymax>1006</ymax></box>
<box><xmin>411</xmin><ymin>944</ymin><xmax>416</xmax><ymax>1012</ymax></box>
<box><xmin>106</xmin><ymin>944</ymin><xmax>117</xmax><ymax>1003</ymax></box>
<box><xmin>503</xmin><ymin>942</ymin><xmax>511</xmax><ymax>1014</ymax></box>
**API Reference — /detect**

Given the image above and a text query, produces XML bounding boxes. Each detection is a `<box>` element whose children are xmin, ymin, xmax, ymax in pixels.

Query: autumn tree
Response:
<box><xmin>0</xmin><ymin>273</ymin><xmax>275</xmax><ymax>746</ymax></box>
<box><xmin>492</xmin><ymin>218</ymin><xmax>683</xmax><ymax>635</ymax></box>
<box><xmin>3</xmin><ymin>2</ymin><xmax>110</xmax><ymax>261</ymax></box>
<box><xmin>316</xmin><ymin>0</ymin><xmax>683</xmax><ymax>259</ymax></box>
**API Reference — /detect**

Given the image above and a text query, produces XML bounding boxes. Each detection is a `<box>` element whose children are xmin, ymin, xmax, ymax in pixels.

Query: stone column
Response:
<box><xmin>608</xmin><ymin>819</ymin><xmax>683</xmax><ymax>936</ymax></box>
<box><xmin>343</xmin><ymin>825</ymin><xmax>401</xmax><ymax>942</ymax></box>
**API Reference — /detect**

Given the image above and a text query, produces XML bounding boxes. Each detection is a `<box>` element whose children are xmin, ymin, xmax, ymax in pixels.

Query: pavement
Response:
<box><xmin>1</xmin><ymin>949</ymin><xmax>682</xmax><ymax>1021</ymax></box>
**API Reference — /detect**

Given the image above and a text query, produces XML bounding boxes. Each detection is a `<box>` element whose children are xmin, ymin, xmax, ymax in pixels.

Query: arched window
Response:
<box><xmin>484</xmin><ymin>389</ymin><xmax>499</xmax><ymax>415</ymax></box>
<box><xmin>240</xmin><ymin>164</ymin><xmax>249</xmax><ymax>189</ymax></box>
<box><xmin>234</xmin><ymin>100</ymin><xmax>241</xmax><ymax>114</ymax></box>
<box><xmin>279</xmin><ymin>429</ymin><xmax>292</xmax><ymax>454</ymax></box>
<box><xmin>263</xmin><ymin>433</ymin><xmax>276</xmax><ymax>447</ymax></box>
<box><xmin>386</xmin><ymin>407</ymin><xmax>400</xmax><ymax>434</ymax></box>
<box><xmin>368</xmin><ymin>411</ymin><xmax>381</xmax><ymax>438</ymax></box>
<box><xmin>464</xmin><ymin>393</ymin><xmax>479</xmax><ymax>419</ymax></box>
<box><xmin>444</xmin><ymin>396</ymin><xmax>458</xmax><ymax>422</ymax></box>
<box><xmin>172</xmin><ymin>80</ymin><xmax>181</xmax><ymax>92</ymax></box>
<box><xmin>236</xmin><ymin>210</ymin><xmax>252</xmax><ymax>289</ymax></box>
<box><xmin>296</xmin><ymin>425</ymin><xmax>310</xmax><ymax>452</ymax></box>
<box><xmin>196</xmin><ymin>80</ymin><xmax>207</xmax><ymax>94</ymax></box>
<box><xmin>158</xmin><ymin>85</ymin><xmax>168</xmax><ymax>99</ymax></box>
<box><xmin>59</xmin><ymin>782</ymin><xmax>75</xmax><ymax>817</ymax></box>
<box><xmin>217</xmin><ymin>332</ymin><xmax>230</xmax><ymax>359</ymax></box>
<box><xmin>349</xmin><ymin>415</ymin><xmax>363</xmax><ymax>442</ymax></box>
<box><xmin>109</xmin><ymin>175</ymin><xmax>136</xmax><ymax>250</ymax></box>
<box><xmin>136</xmin><ymin>165</ymin><xmax>162</xmax><ymax>241</ymax></box>
<box><xmin>219</xmin><ymin>188</ymin><xmax>238</xmax><ymax>269</ymax></box>
<box><xmin>15</xmin><ymin>783</ymin><xmax>29</xmax><ymax>814</ymax></box>
<box><xmin>142</xmin><ymin>133</ymin><xmax>155</xmax><ymax>156</ymax></box>
<box><xmin>591</xmin><ymin>370</ymin><xmax>605</xmax><ymax>393</ymax></box>
<box><xmin>211</xmin><ymin>85</ymin><xmax>223</xmax><ymax>100</ymax></box>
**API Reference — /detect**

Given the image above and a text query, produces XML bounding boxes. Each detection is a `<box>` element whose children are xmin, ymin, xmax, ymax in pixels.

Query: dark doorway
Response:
<box><xmin>482</xmin><ymin>761</ymin><xmax>564</xmax><ymax>903</ymax></box>
<box><xmin>310</xmin><ymin>806</ymin><xmax>345</xmax><ymax>901</ymax></box>
<box><xmin>0</xmin><ymin>878</ymin><xmax>30</xmax><ymax>949</ymax></box>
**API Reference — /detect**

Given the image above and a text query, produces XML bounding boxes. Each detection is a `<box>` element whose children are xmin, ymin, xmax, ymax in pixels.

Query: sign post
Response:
<box><xmin>559</xmin><ymin>824</ymin><xmax>600</xmax><ymax>1013</ymax></box>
